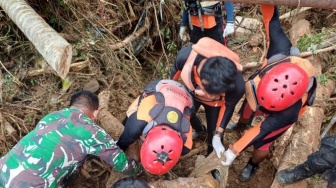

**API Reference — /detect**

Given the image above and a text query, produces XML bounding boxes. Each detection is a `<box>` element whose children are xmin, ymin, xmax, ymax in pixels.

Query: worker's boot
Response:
<box><xmin>192</xmin><ymin>124</ymin><xmax>207</xmax><ymax>140</ymax></box>
<box><xmin>225</xmin><ymin>122</ymin><xmax>249</xmax><ymax>132</ymax></box>
<box><xmin>276</xmin><ymin>163</ymin><xmax>315</xmax><ymax>184</ymax></box>
<box><xmin>239</xmin><ymin>158</ymin><xmax>259</xmax><ymax>182</ymax></box>
<box><xmin>211</xmin><ymin>169</ymin><xmax>221</xmax><ymax>181</ymax></box>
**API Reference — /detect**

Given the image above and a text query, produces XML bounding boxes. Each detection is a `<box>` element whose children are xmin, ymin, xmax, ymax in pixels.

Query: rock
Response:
<box><xmin>235</xmin><ymin>16</ymin><xmax>262</xmax><ymax>37</ymax></box>
<box><xmin>83</xmin><ymin>79</ymin><xmax>100</xmax><ymax>92</ymax></box>
<box><xmin>248</xmin><ymin>33</ymin><xmax>263</xmax><ymax>47</ymax></box>
<box><xmin>289</xmin><ymin>19</ymin><xmax>311</xmax><ymax>47</ymax></box>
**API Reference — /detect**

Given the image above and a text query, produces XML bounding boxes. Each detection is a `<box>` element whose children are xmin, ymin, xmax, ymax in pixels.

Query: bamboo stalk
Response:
<box><xmin>301</xmin><ymin>44</ymin><xmax>336</xmax><ymax>57</ymax></box>
<box><xmin>0</xmin><ymin>0</ymin><xmax>72</xmax><ymax>79</ymax></box>
<box><xmin>280</xmin><ymin>7</ymin><xmax>312</xmax><ymax>20</ymax></box>
<box><xmin>27</xmin><ymin>59</ymin><xmax>89</xmax><ymax>77</ymax></box>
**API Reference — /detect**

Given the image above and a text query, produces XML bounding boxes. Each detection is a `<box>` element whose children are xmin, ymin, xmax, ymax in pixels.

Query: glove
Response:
<box><xmin>322</xmin><ymin>168</ymin><xmax>336</xmax><ymax>188</ymax></box>
<box><xmin>221</xmin><ymin>148</ymin><xmax>237</xmax><ymax>166</ymax></box>
<box><xmin>223</xmin><ymin>22</ymin><xmax>234</xmax><ymax>38</ymax></box>
<box><xmin>179</xmin><ymin>26</ymin><xmax>187</xmax><ymax>41</ymax></box>
<box><xmin>212</xmin><ymin>136</ymin><xmax>225</xmax><ymax>158</ymax></box>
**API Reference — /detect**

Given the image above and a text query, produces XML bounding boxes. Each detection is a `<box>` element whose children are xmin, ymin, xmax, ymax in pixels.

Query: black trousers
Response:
<box><xmin>117</xmin><ymin>113</ymin><xmax>145</xmax><ymax>151</ymax></box>
<box><xmin>189</xmin><ymin>16</ymin><xmax>224</xmax><ymax>44</ymax></box>
<box><xmin>190</xmin><ymin>100</ymin><xmax>221</xmax><ymax>154</ymax></box>
<box><xmin>306</xmin><ymin>136</ymin><xmax>336</xmax><ymax>174</ymax></box>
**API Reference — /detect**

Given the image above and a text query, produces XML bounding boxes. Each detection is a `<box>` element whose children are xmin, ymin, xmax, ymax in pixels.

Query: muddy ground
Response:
<box><xmin>0</xmin><ymin>1</ymin><xmax>335</xmax><ymax>188</ymax></box>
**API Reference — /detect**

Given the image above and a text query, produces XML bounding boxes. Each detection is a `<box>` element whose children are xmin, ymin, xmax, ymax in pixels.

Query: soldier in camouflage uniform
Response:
<box><xmin>0</xmin><ymin>90</ymin><xmax>141</xmax><ymax>188</ymax></box>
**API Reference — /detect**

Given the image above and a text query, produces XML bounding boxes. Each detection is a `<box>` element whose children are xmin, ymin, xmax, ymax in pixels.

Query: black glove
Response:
<box><xmin>322</xmin><ymin>167</ymin><xmax>336</xmax><ymax>188</ymax></box>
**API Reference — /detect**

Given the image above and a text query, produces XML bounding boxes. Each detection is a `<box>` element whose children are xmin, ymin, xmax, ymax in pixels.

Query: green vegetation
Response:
<box><xmin>297</xmin><ymin>28</ymin><xmax>334</xmax><ymax>53</ymax></box>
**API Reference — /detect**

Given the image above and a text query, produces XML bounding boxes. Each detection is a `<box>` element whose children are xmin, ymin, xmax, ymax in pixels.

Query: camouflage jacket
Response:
<box><xmin>0</xmin><ymin>107</ymin><xmax>140</xmax><ymax>188</ymax></box>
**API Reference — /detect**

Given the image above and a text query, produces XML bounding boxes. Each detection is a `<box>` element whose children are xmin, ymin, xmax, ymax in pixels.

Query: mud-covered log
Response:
<box><xmin>180</xmin><ymin>141</ymin><xmax>207</xmax><ymax>160</ymax></box>
<box><xmin>207</xmin><ymin>0</ymin><xmax>336</xmax><ymax>9</ymax></box>
<box><xmin>97</xmin><ymin>90</ymin><xmax>124</xmax><ymax>140</ymax></box>
<box><xmin>151</xmin><ymin>174</ymin><xmax>217</xmax><ymax>188</ymax></box>
<box><xmin>190</xmin><ymin>152</ymin><xmax>228</xmax><ymax>188</ymax></box>
<box><xmin>0</xmin><ymin>0</ymin><xmax>72</xmax><ymax>79</ymax></box>
<box><xmin>148</xmin><ymin>152</ymin><xmax>228</xmax><ymax>188</ymax></box>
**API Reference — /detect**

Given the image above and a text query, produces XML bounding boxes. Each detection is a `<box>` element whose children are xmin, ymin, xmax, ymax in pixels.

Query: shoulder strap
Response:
<box><xmin>142</xmin><ymin>79</ymin><xmax>160</xmax><ymax>97</ymax></box>
<box><xmin>181</xmin><ymin>50</ymin><xmax>199</xmax><ymax>92</ymax></box>
<box><xmin>289</xmin><ymin>56</ymin><xmax>315</xmax><ymax>77</ymax></box>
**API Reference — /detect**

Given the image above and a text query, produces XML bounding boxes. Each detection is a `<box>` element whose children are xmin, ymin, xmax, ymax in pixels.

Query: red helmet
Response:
<box><xmin>257</xmin><ymin>62</ymin><xmax>309</xmax><ymax>111</ymax></box>
<box><xmin>140</xmin><ymin>125</ymin><xmax>183</xmax><ymax>175</ymax></box>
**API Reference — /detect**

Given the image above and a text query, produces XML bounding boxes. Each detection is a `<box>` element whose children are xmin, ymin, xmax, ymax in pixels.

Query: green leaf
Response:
<box><xmin>61</xmin><ymin>77</ymin><xmax>73</xmax><ymax>92</ymax></box>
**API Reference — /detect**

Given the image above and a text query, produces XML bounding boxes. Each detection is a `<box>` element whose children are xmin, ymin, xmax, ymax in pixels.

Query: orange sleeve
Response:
<box><xmin>171</xmin><ymin>70</ymin><xmax>182</xmax><ymax>81</ymax></box>
<box><xmin>232</xmin><ymin>122</ymin><xmax>262</xmax><ymax>155</ymax></box>
<box><xmin>298</xmin><ymin>105</ymin><xmax>308</xmax><ymax>117</ymax></box>
<box><xmin>260</xmin><ymin>5</ymin><xmax>275</xmax><ymax>43</ymax></box>
<box><xmin>216</xmin><ymin>105</ymin><xmax>226</xmax><ymax>127</ymax></box>
<box><xmin>184</xmin><ymin>125</ymin><xmax>193</xmax><ymax>150</ymax></box>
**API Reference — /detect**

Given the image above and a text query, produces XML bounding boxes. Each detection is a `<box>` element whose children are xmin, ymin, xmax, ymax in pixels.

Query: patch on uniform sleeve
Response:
<box><xmin>167</xmin><ymin>111</ymin><xmax>179</xmax><ymax>124</ymax></box>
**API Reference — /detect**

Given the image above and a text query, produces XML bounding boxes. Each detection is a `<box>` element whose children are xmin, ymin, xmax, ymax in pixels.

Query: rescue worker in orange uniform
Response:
<box><xmin>221</xmin><ymin>5</ymin><xmax>317</xmax><ymax>182</ymax></box>
<box><xmin>170</xmin><ymin>36</ymin><xmax>245</xmax><ymax>156</ymax></box>
<box><xmin>117</xmin><ymin>79</ymin><xmax>194</xmax><ymax>175</ymax></box>
<box><xmin>179</xmin><ymin>1</ymin><xmax>235</xmax><ymax>44</ymax></box>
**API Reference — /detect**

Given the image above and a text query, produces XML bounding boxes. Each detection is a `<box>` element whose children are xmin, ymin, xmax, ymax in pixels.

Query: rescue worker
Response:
<box><xmin>0</xmin><ymin>90</ymin><xmax>141</xmax><ymax>188</ymax></box>
<box><xmin>170</xmin><ymin>36</ymin><xmax>245</xmax><ymax>156</ymax></box>
<box><xmin>276</xmin><ymin>135</ymin><xmax>336</xmax><ymax>188</ymax></box>
<box><xmin>179</xmin><ymin>1</ymin><xmax>235</xmax><ymax>44</ymax></box>
<box><xmin>221</xmin><ymin>5</ymin><xmax>317</xmax><ymax>182</ymax></box>
<box><xmin>117</xmin><ymin>79</ymin><xmax>194</xmax><ymax>175</ymax></box>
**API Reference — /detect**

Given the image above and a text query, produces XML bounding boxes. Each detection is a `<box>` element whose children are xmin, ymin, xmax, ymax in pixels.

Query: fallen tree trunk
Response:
<box><xmin>97</xmin><ymin>90</ymin><xmax>124</xmax><ymax>140</ymax></box>
<box><xmin>190</xmin><ymin>152</ymin><xmax>228</xmax><ymax>188</ymax></box>
<box><xmin>151</xmin><ymin>174</ymin><xmax>217</xmax><ymax>188</ymax></box>
<box><xmin>206</xmin><ymin>0</ymin><xmax>336</xmax><ymax>9</ymax></box>
<box><xmin>179</xmin><ymin>141</ymin><xmax>207</xmax><ymax>160</ymax></box>
<box><xmin>0</xmin><ymin>0</ymin><xmax>72</xmax><ymax>79</ymax></box>
<box><xmin>149</xmin><ymin>152</ymin><xmax>228</xmax><ymax>188</ymax></box>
